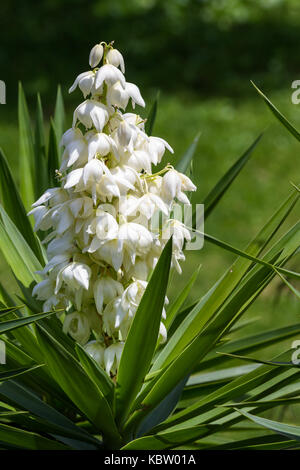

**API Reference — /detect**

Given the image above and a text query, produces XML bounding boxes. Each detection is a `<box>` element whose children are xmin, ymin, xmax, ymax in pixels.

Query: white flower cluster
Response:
<box><xmin>29</xmin><ymin>41</ymin><xmax>196</xmax><ymax>376</ymax></box>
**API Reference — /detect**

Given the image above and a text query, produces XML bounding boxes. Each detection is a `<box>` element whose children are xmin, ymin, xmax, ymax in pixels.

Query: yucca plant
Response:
<box><xmin>0</xmin><ymin>41</ymin><xmax>299</xmax><ymax>451</ymax></box>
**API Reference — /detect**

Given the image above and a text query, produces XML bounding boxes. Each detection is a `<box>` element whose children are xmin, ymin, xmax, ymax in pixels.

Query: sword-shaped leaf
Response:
<box><xmin>18</xmin><ymin>83</ymin><xmax>35</xmax><ymax>210</ymax></box>
<box><xmin>115</xmin><ymin>237</ymin><xmax>172</xmax><ymax>426</ymax></box>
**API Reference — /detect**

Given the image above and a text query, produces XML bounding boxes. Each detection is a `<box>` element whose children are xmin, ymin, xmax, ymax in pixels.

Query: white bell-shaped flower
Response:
<box><xmin>148</xmin><ymin>136</ymin><xmax>173</xmax><ymax>165</ymax></box>
<box><xmin>127</xmin><ymin>259</ymin><xmax>149</xmax><ymax>281</ymax></box>
<box><xmin>102</xmin><ymin>298</ymin><xmax>124</xmax><ymax>336</ymax></box>
<box><xmin>61</xmin><ymin>127</ymin><xmax>84</xmax><ymax>147</ymax></box>
<box><xmin>95</xmin><ymin>64</ymin><xmax>126</xmax><ymax>91</ymax></box>
<box><xmin>73</xmin><ymin>100</ymin><xmax>109</xmax><ymax>132</ymax></box>
<box><xmin>96</xmin><ymin>174</ymin><xmax>121</xmax><ymax>201</ymax></box>
<box><xmin>97</xmin><ymin>239</ymin><xmax>123</xmax><ymax>271</ymax></box>
<box><xmin>61</xmin><ymin>137</ymin><xmax>88</xmax><ymax>170</ymax></box>
<box><xmin>55</xmin><ymin>262</ymin><xmax>91</xmax><ymax>293</ymax></box>
<box><xmin>47</xmin><ymin>231</ymin><xmax>76</xmax><ymax>258</ymax></box>
<box><xmin>93</xmin><ymin>276</ymin><xmax>124</xmax><ymax>314</ymax></box>
<box><xmin>63</xmin><ymin>311</ymin><xmax>91</xmax><ymax>345</ymax></box>
<box><xmin>32</xmin><ymin>279</ymin><xmax>55</xmax><ymax>301</ymax></box>
<box><xmin>103</xmin><ymin>342</ymin><xmax>124</xmax><ymax>376</ymax></box>
<box><xmin>64</xmin><ymin>168</ymin><xmax>83</xmax><ymax>190</ymax></box>
<box><xmin>106</xmin><ymin>48</ymin><xmax>125</xmax><ymax>73</ymax></box>
<box><xmin>159</xmin><ymin>322</ymin><xmax>167</xmax><ymax>344</ymax></box>
<box><xmin>125</xmin><ymin>192</ymin><xmax>169</xmax><ymax>220</ymax></box>
<box><xmin>162</xmin><ymin>169</ymin><xmax>196</xmax><ymax>204</ymax></box>
<box><xmin>82</xmin><ymin>159</ymin><xmax>110</xmax><ymax>203</ymax></box>
<box><xmin>84</xmin><ymin>340</ymin><xmax>105</xmax><ymax>366</ymax></box>
<box><xmin>106</xmin><ymin>81</ymin><xmax>129</xmax><ymax>109</ymax></box>
<box><xmin>28</xmin><ymin>205</ymin><xmax>52</xmax><ymax>232</ymax></box>
<box><xmin>87</xmin><ymin>131</ymin><xmax>119</xmax><ymax>160</ymax></box>
<box><xmin>32</xmin><ymin>188</ymin><xmax>67</xmax><ymax>208</ymax></box>
<box><xmin>69</xmin><ymin>71</ymin><xmax>95</xmax><ymax>98</ymax></box>
<box><xmin>69</xmin><ymin>196</ymin><xmax>93</xmax><ymax>219</ymax></box>
<box><xmin>86</xmin><ymin>211</ymin><xmax>119</xmax><ymax>252</ymax></box>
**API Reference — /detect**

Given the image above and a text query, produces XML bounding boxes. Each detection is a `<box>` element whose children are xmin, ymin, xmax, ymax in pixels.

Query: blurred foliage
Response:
<box><xmin>2</xmin><ymin>0</ymin><xmax>300</xmax><ymax>104</ymax></box>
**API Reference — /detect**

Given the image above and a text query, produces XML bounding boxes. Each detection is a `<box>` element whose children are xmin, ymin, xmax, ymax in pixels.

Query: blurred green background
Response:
<box><xmin>0</xmin><ymin>0</ymin><xmax>299</xmax><ymax>351</ymax></box>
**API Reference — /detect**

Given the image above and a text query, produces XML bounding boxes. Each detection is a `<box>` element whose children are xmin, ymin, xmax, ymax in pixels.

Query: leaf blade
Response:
<box><xmin>115</xmin><ymin>237</ymin><xmax>173</xmax><ymax>425</ymax></box>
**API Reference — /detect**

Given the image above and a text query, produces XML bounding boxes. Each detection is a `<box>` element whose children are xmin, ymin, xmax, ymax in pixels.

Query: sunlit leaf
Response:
<box><xmin>18</xmin><ymin>82</ymin><xmax>35</xmax><ymax>210</ymax></box>
<box><xmin>115</xmin><ymin>237</ymin><xmax>173</xmax><ymax>426</ymax></box>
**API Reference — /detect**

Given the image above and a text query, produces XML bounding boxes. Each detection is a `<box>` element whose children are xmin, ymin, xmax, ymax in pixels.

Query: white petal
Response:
<box><xmin>126</xmin><ymin>82</ymin><xmax>145</xmax><ymax>108</ymax></box>
<box><xmin>64</xmin><ymin>168</ymin><xmax>83</xmax><ymax>189</ymax></box>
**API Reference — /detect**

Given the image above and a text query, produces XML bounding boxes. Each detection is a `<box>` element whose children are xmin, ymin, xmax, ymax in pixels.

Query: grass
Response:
<box><xmin>0</xmin><ymin>86</ymin><xmax>299</xmax><ymax>337</ymax></box>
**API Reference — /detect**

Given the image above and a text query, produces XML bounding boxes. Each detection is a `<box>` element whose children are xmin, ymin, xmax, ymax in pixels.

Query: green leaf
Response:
<box><xmin>175</xmin><ymin>132</ymin><xmax>201</xmax><ymax>174</ymax></box>
<box><xmin>0</xmin><ymin>148</ymin><xmax>45</xmax><ymax>264</ymax></box>
<box><xmin>136</xmin><ymin>376</ymin><xmax>189</xmax><ymax>438</ymax></box>
<box><xmin>165</xmin><ymin>265</ymin><xmax>201</xmax><ymax>331</ymax></box>
<box><xmin>2</xmin><ymin>337</ymin><xmax>69</xmax><ymax>402</ymax></box>
<box><xmin>274</xmin><ymin>268</ymin><xmax>300</xmax><ymax>299</ymax></box>
<box><xmin>126</xmin><ymin>219</ymin><xmax>299</xmax><ymax>432</ymax></box>
<box><xmin>153</xmin><ymin>191</ymin><xmax>299</xmax><ymax>374</ymax></box>
<box><xmin>0</xmin><ymin>206</ymin><xmax>43</xmax><ymax>286</ymax></box>
<box><xmin>149</xmin><ymin>225</ymin><xmax>299</xmax><ymax>410</ymax></box>
<box><xmin>167</xmin><ymin>301</ymin><xmax>197</xmax><ymax>338</ymax></box>
<box><xmin>217</xmin><ymin>351</ymin><xmax>300</xmax><ymax>368</ymax></box>
<box><xmin>145</xmin><ymin>92</ymin><xmax>159</xmax><ymax>136</ymax></box>
<box><xmin>251</xmin><ymin>81</ymin><xmax>300</xmax><ymax>142</ymax></box>
<box><xmin>7</xmin><ymin>412</ymin><xmax>100</xmax><ymax>450</ymax></box>
<box><xmin>115</xmin><ymin>237</ymin><xmax>173</xmax><ymax>426</ymax></box>
<box><xmin>202</xmin><ymin>323</ymin><xmax>300</xmax><ymax>368</ymax></box>
<box><xmin>18</xmin><ymin>82</ymin><xmax>35</xmax><ymax>210</ymax></box>
<box><xmin>0</xmin><ymin>411</ymin><xmax>28</xmax><ymax>419</ymax></box>
<box><xmin>0</xmin><ymin>310</ymin><xmax>58</xmax><ymax>334</ymax></box>
<box><xmin>206</xmin><ymin>433</ymin><xmax>298</xmax><ymax>450</ymax></box>
<box><xmin>201</xmin><ymin>230</ymin><xmax>300</xmax><ymax>281</ymax></box>
<box><xmin>236</xmin><ymin>409</ymin><xmax>300</xmax><ymax>442</ymax></box>
<box><xmin>36</xmin><ymin>326</ymin><xmax>121</xmax><ymax>447</ymax></box>
<box><xmin>0</xmin><ymin>365</ymin><xmax>43</xmax><ymax>382</ymax></box>
<box><xmin>34</xmin><ymin>93</ymin><xmax>47</xmax><ymax>196</ymax></box>
<box><xmin>75</xmin><ymin>343</ymin><xmax>114</xmax><ymax>403</ymax></box>
<box><xmin>0</xmin><ymin>422</ymin><xmax>69</xmax><ymax>450</ymax></box>
<box><xmin>125</xmin><ymin>192</ymin><xmax>299</xmax><ymax>423</ymax></box>
<box><xmin>47</xmin><ymin>119</ymin><xmax>60</xmax><ymax>187</ymax></box>
<box><xmin>203</xmin><ymin>133</ymin><xmax>262</xmax><ymax>218</ymax></box>
<box><xmin>150</xmin><ymin>351</ymin><xmax>298</xmax><ymax>433</ymax></box>
<box><xmin>0</xmin><ymin>305</ymin><xmax>23</xmax><ymax>318</ymax></box>
<box><xmin>220</xmin><ymin>397</ymin><xmax>300</xmax><ymax>409</ymax></box>
<box><xmin>186</xmin><ymin>364</ymin><xmax>259</xmax><ymax>388</ymax></box>
<box><xmin>0</xmin><ymin>380</ymin><xmax>99</xmax><ymax>448</ymax></box>
<box><xmin>122</xmin><ymin>424</ymin><xmax>211</xmax><ymax>450</ymax></box>
<box><xmin>53</xmin><ymin>84</ymin><xmax>65</xmax><ymax>149</ymax></box>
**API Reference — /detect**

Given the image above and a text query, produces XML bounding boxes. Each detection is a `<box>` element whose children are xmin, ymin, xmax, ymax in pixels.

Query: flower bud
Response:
<box><xmin>63</xmin><ymin>311</ymin><xmax>91</xmax><ymax>344</ymax></box>
<box><xmin>104</xmin><ymin>342</ymin><xmax>124</xmax><ymax>376</ymax></box>
<box><xmin>89</xmin><ymin>43</ymin><xmax>104</xmax><ymax>68</ymax></box>
<box><xmin>84</xmin><ymin>340</ymin><xmax>105</xmax><ymax>366</ymax></box>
